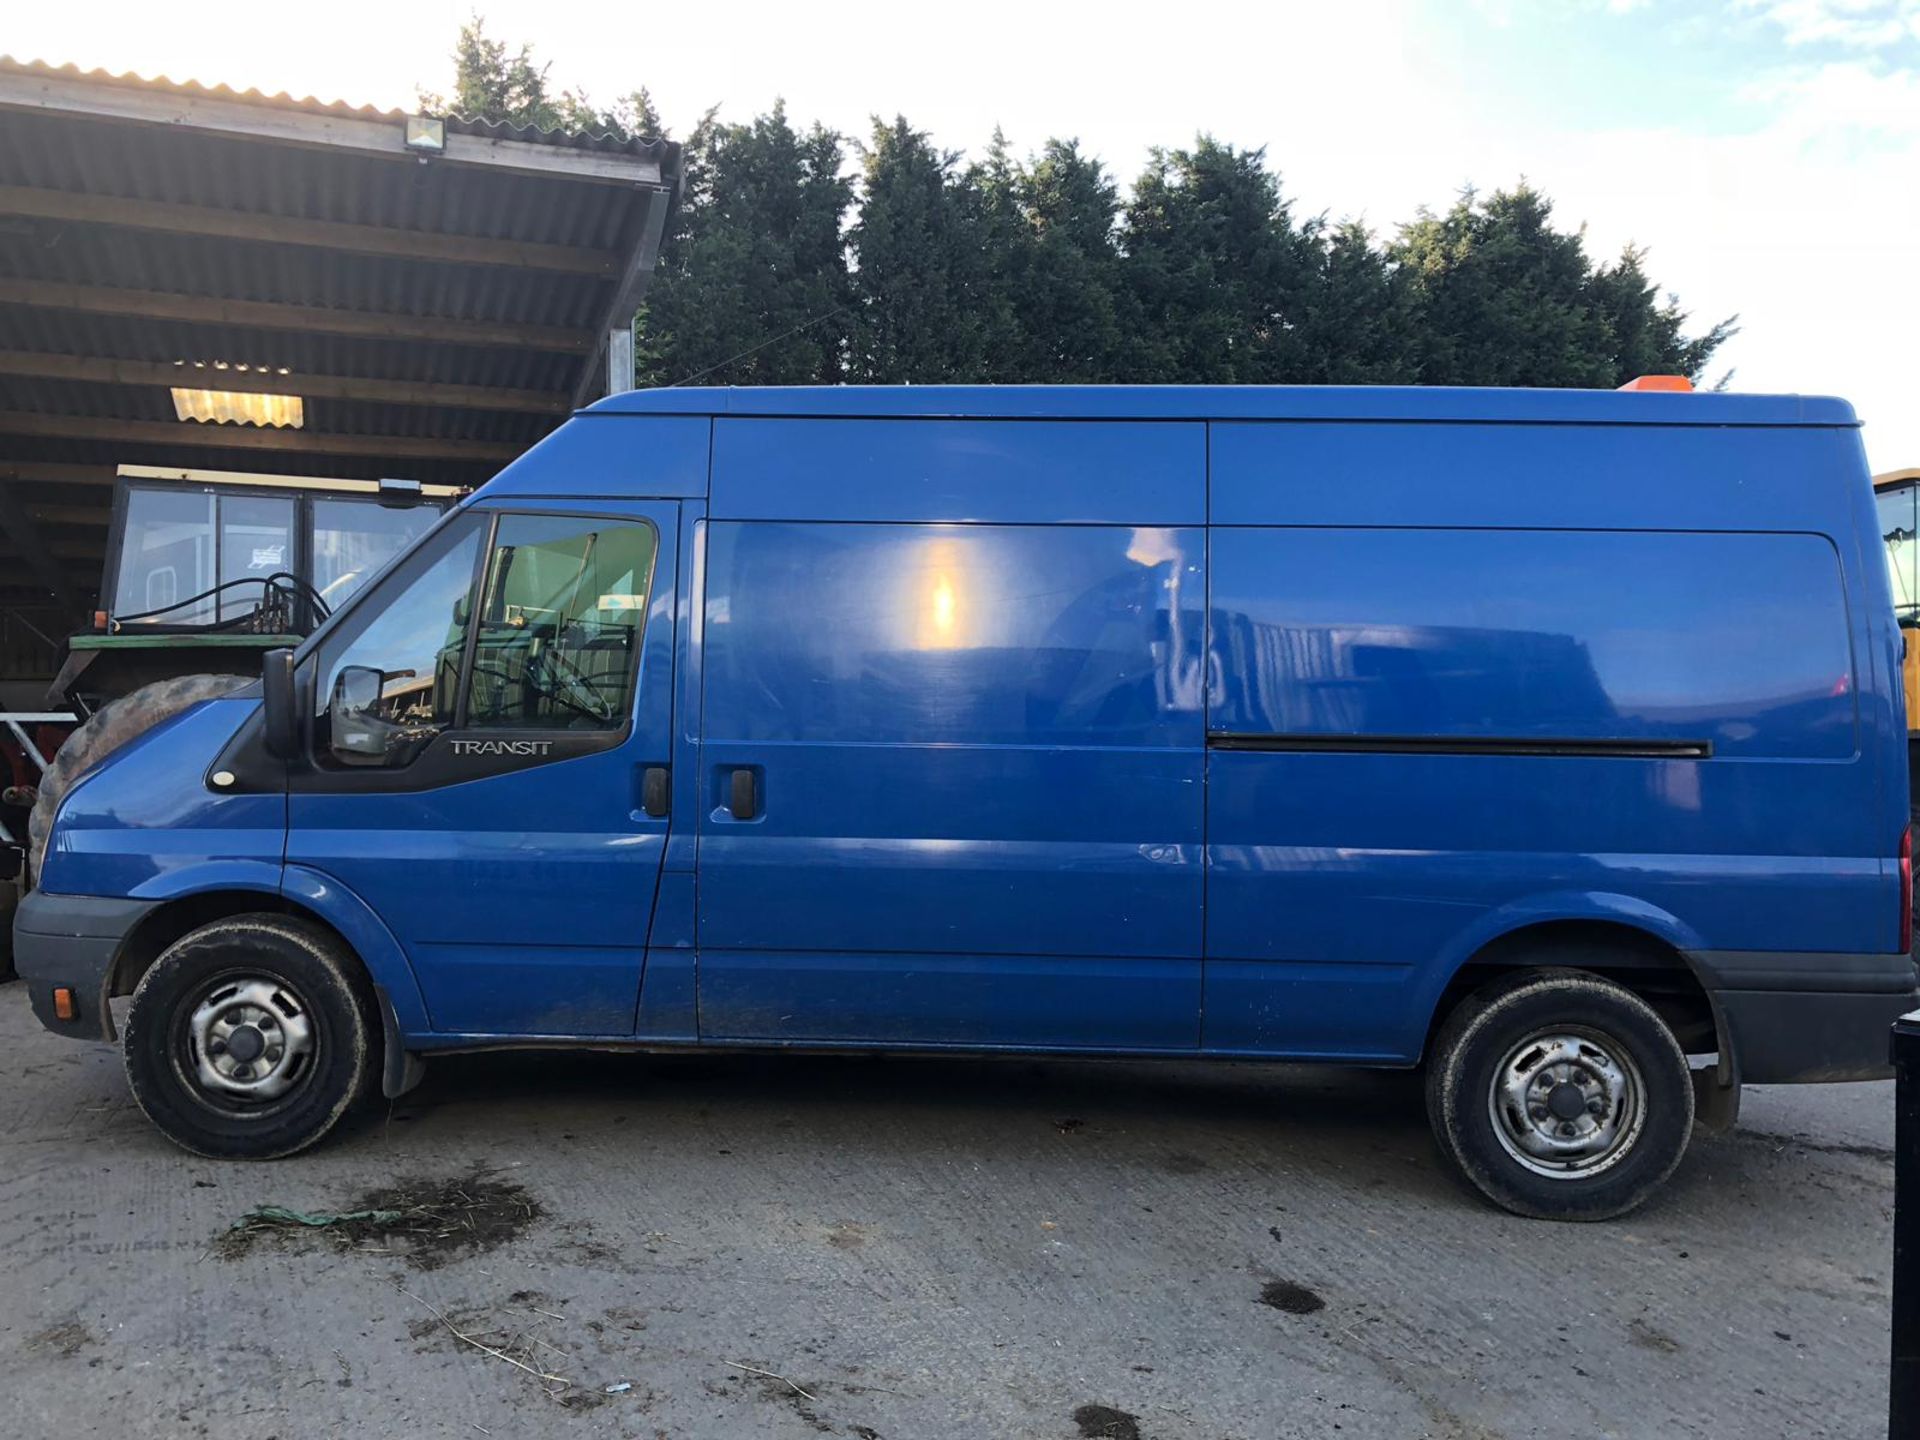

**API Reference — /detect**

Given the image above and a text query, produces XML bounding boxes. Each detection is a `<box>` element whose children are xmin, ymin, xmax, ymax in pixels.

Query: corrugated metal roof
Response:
<box><xmin>0</xmin><ymin>55</ymin><xmax>673</xmax><ymax>160</ymax></box>
<box><xmin>0</xmin><ymin>55</ymin><xmax>683</xmax><ymax>628</ymax></box>
<box><xmin>0</xmin><ymin>309</ymin><xmax>582</xmax><ymax>393</ymax></box>
<box><xmin>0</xmin><ymin>106</ymin><xmax>645</xmax><ymax>251</ymax></box>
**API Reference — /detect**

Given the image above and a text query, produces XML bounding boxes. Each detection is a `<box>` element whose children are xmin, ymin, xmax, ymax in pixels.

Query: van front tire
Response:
<box><xmin>1426</xmin><ymin>969</ymin><xmax>1693</xmax><ymax>1221</ymax></box>
<box><xmin>122</xmin><ymin>915</ymin><xmax>375</xmax><ymax>1159</ymax></box>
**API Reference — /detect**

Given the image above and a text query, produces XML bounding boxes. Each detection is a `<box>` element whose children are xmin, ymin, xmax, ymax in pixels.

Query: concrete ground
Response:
<box><xmin>0</xmin><ymin>984</ymin><xmax>1895</xmax><ymax>1440</ymax></box>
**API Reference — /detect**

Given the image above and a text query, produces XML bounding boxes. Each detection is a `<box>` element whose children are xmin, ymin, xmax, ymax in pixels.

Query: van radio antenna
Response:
<box><xmin>668</xmin><ymin>304</ymin><xmax>852</xmax><ymax>388</ymax></box>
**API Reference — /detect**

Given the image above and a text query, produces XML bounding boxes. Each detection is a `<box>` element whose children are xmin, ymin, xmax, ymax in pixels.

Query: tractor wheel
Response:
<box><xmin>28</xmin><ymin>673</ymin><xmax>253</xmax><ymax>887</ymax></box>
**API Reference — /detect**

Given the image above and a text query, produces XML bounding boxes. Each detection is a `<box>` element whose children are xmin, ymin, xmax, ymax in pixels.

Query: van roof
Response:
<box><xmin>584</xmin><ymin>384</ymin><xmax>1857</xmax><ymax>428</ymax></box>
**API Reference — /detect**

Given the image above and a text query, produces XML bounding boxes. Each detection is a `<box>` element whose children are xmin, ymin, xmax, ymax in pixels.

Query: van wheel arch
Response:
<box><xmin>108</xmin><ymin>892</ymin><xmax>422</xmax><ymax>1099</ymax></box>
<box><xmin>1427</xmin><ymin>920</ymin><xmax>1725</xmax><ymax>1080</ymax></box>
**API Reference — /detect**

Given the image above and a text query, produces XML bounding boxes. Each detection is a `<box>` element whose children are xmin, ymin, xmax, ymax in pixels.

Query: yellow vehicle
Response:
<box><xmin>1876</xmin><ymin>467</ymin><xmax>1920</xmax><ymax>800</ymax></box>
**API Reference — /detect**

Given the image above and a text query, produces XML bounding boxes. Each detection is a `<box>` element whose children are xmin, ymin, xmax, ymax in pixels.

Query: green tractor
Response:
<box><xmin>1</xmin><ymin>466</ymin><xmax>457</xmax><ymax>966</ymax></box>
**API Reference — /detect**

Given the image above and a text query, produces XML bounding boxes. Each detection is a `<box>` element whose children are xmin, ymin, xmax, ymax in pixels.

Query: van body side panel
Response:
<box><xmin>1838</xmin><ymin>426</ymin><xmax>1908</xmax><ymax>852</ymax></box>
<box><xmin>1210</xmin><ymin>421</ymin><xmax>1851</xmax><ymax>531</ymax></box>
<box><xmin>1203</xmin><ymin>421</ymin><xmax>1892</xmax><ymax>1061</ymax></box>
<box><xmin>696</xmin><ymin>419</ymin><xmax>1207</xmax><ymax>1047</ymax></box>
<box><xmin>37</xmin><ymin>698</ymin><xmax>287</xmax><ymax>900</ymax></box>
<box><xmin>1210</xmin><ymin>527</ymin><xmax>1858</xmax><ymax>759</ymax></box>
<box><xmin>482</xmin><ymin>414</ymin><xmax>711</xmax><ymax>502</ymax></box>
<box><xmin>710</xmin><ymin>418</ymin><xmax>1205</xmax><ymax>525</ymax></box>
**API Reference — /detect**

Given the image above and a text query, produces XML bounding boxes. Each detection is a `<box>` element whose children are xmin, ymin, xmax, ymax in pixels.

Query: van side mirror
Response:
<box><xmin>262</xmin><ymin>647</ymin><xmax>300</xmax><ymax>759</ymax></box>
<box><xmin>329</xmin><ymin>665</ymin><xmax>401</xmax><ymax>763</ymax></box>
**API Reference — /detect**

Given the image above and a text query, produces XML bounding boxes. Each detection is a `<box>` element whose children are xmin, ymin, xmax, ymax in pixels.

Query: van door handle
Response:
<box><xmin>640</xmin><ymin>765</ymin><xmax>670</xmax><ymax>818</ymax></box>
<box><xmin>728</xmin><ymin>767</ymin><xmax>758</xmax><ymax>821</ymax></box>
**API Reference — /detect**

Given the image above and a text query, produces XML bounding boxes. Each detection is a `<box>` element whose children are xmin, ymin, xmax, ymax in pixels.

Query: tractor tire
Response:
<box><xmin>28</xmin><ymin>673</ymin><xmax>252</xmax><ymax>887</ymax></box>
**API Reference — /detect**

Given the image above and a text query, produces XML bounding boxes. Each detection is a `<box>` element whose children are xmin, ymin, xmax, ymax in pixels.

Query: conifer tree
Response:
<box><xmin>424</xmin><ymin>23</ymin><xmax>1732</xmax><ymax>393</ymax></box>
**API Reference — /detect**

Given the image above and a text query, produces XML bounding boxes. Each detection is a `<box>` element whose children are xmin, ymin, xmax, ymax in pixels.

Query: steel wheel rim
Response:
<box><xmin>1487</xmin><ymin>1026</ymin><xmax>1646</xmax><ymax>1180</ymax></box>
<box><xmin>172</xmin><ymin>972</ymin><xmax>320</xmax><ymax>1116</ymax></box>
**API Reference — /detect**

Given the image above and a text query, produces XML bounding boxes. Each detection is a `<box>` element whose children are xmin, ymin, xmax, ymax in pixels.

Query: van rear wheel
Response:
<box><xmin>1426</xmin><ymin>969</ymin><xmax>1693</xmax><ymax>1221</ymax></box>
<box><xmin>122</xmin><ymin>915</ymin><xmax>375</xmax><ymax>1159</ymax></box>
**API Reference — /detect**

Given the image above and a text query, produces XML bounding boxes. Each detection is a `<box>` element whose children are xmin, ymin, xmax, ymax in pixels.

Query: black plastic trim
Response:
<box><xmin>13</xmin><ymin>890</ymin><xmax>155</xmax><ymax>1043</ymax></box>
<box><xmin>1690</xmin><ymin>948</ymin><xmax>1918</xmax><ymax>1083</ymax></box>
<box><xmin>375</xmin><ymin>984</ymin><xmax>428</xmax><ymax>1099</ymax></box>
<box><xmin>1207</xmin><ymin>732</ymin><xmax>1714</xmax><ymax>759</ymax></box>
<box><xmin>1715</xmin><ymin>986</ymin><xmax>1915</xmax><ymax>1083</ymax></box>
<box><xmin>1689</xmin><ymin>949</ymin><xmax>1920</xmax><ymax>994</ymax></box>
<box><xmin>289</xmin><ymin>725</ymin><xmax>632</xmax><ymax>794</ymax></box>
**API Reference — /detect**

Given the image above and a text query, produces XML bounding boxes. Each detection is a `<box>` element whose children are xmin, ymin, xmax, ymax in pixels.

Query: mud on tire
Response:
<box><xmin>122</xmin><ymin>915</ymin><xmax>376</xmax><ymax>1159</ymax></box>
<box><xmin>27</xmin><ymin>673</ymin><xmax>251</xmax><ymax>885</ymax></box>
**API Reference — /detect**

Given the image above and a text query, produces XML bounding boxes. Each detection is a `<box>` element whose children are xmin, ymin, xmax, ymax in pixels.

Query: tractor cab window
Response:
<box><xmin>313</xmin><ymin>498</ymin><xmax>440</xmax><ymax>612</ymax></box>
<box><xmin>112</xmin><ymin>487</ymin><xmax>300</xmax><ymax>625</ymax></box>
<box><xmin>217</xmin><ymin>495</ymin><xmax>296</xmax><ymax>621</ymax></box>
<box><xmin>113</xmin><ymin>489</ymin><xmax>217</xmax><ymax>625</ymax></box>
<box><xmin>1880</xmin><ymin>482</ymin><xmax>1918</xmax><ymax>628</ymax></box>
<box><xmin>106</xmin><ymin>480</ymin><xmax>453</xmax><ymax>635</ymax></box>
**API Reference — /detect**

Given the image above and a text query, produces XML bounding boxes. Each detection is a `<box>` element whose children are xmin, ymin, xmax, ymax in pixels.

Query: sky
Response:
<box><xmin>7</xmin><ymin>0</ymin><xmax>1917</xmax><ymax>470</ymax></box>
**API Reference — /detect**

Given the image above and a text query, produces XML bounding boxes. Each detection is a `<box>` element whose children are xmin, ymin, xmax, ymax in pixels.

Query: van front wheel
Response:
<box><xmin>122</xmin><ymin>915</ymin><xmax>375</xmax><ymax>1159</ymax></box>
<box><xmin>1426</xmin><ymin>969</ymin><xmax>1693</xmax><ymax>1221</ymax></box>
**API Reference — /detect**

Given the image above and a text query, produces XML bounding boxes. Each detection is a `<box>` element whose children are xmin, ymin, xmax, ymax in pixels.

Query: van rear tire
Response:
<box><xmin>1426</xmin><ymin>969</ymin><xmax>1693</xmax><ymax>1221</ymax></box>
<box><xmin>122</xmin><ymin>915</ymin><xmax>375</xmax><ymax>1159</ymax></box>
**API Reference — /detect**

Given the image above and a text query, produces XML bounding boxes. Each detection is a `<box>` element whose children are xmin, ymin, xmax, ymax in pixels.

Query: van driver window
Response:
<box><xmin>465</xmin><ymin>515</ymin><xmax>656</xmax><ymax>730</ymax></box>
<box><xmin>313</xmin><ymin>514</ymin><xmax>483</xmax><ymax>764</ymax></box>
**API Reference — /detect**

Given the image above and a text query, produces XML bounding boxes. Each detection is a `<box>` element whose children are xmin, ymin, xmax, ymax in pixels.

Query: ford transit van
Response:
<box><xmin>16</xmin><ymin>383</ymin><xmax>1913</xmax><ymax>1220</ymax></box>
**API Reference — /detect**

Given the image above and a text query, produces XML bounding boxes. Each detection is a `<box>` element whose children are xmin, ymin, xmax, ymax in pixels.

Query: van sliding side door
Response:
<box><xmin>691</xmin><ymin>416</ymin><xmax>1208</xmax><ymax>1050</ymax></box>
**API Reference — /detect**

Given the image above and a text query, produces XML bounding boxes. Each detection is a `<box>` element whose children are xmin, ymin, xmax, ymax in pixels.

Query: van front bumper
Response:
<box><xmin>13</xmin><ymin>890</ymin><xmax>154</xmax><ymax>1042</ymax></box>
<box><xmin>1691</xmin><ymin>950</ymin><xmax>1920</xmax><ymax>1084</ymax></box>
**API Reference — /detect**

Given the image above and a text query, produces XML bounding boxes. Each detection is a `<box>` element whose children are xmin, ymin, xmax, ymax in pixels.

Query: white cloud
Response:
<box><xmin>1421</xmin><ymin>51</ymin><xmax>1919</xmax><ymax>467</ymax></box>
<box><xmin>1739</xmin><ymin>0</ymin><xmax>1920</xmax><ymax>48</ymax></box>
<box><xmin>1737</xmin><ymin>56</ymin><xmax>1920</xmax><ymax>150</ymax></box>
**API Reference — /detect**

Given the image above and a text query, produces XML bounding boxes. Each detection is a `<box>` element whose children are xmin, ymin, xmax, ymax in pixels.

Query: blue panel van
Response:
<box><xmin>14</xmin><ymin>384</ymin><xmax>1914</xmax><ymax>1220</ymax></box>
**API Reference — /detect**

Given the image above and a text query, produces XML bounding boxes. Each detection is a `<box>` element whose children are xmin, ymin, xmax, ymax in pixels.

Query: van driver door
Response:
<box><xmin>285</xmin><ymin>500</ymin><xmax>679</xmax><ymax>1038</ymax></box>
